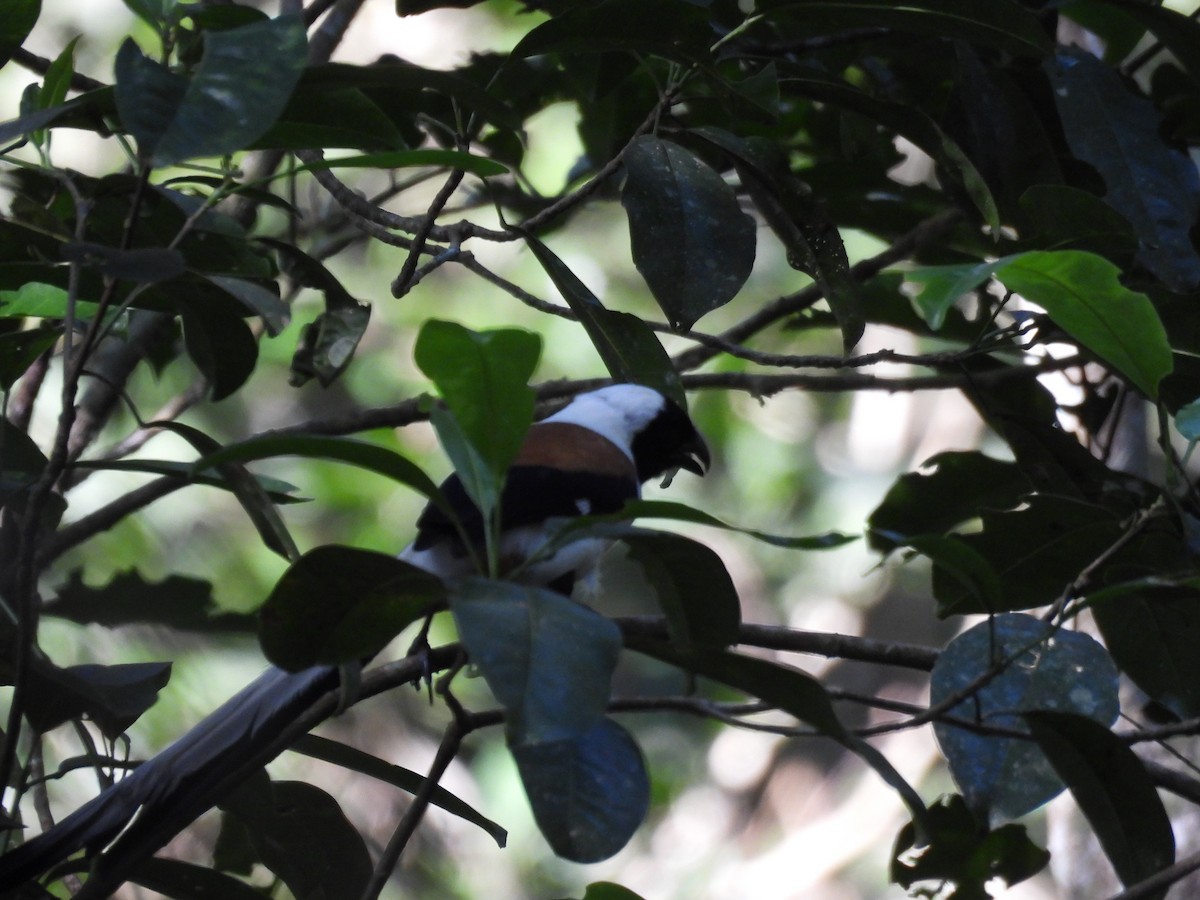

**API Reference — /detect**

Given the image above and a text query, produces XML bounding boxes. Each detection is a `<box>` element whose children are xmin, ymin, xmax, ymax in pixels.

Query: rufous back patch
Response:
<box><xmin>515</xmin><ymin>422</ymin><xmax>635</xmax><ymax>478</ymax></box>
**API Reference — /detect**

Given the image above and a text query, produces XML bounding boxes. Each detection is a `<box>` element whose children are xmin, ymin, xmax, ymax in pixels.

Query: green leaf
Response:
<box><xmin>581</xmin><ymin>884</ymin><xmax>648</xmax><ymax>900</ymax></box>
<box><xmin>260</xmin><ymin>546</ymin><xmax>443</xmax><ymax>670</ymax></box>
<box><xmin>32</xmin><ymin>36</ymin><xmax>77</xmax><ymax>146</ymax></box>
<box><xmin>0</xmin><ymin>0</ymin><xmax>39</xmax><ymax>71</ymax></box>
<box><xmin>1046</xmin><ymin>50</ymin><xmax>1200</xmax><ymax>292</ymax></box>
<box><xmin>891</xmin><ymin>795</ymin><xmax>1049</xmax><ymax>897</ymax></box>
<box><xmin>450</xmin><ymin>578</ymin><xmax>621</xmax><ymax>746</ymax></box>
<box><xmin>0</xmin><ymin>282</ymin><xmax>102</xmax><ymax>321</ymax></box>
<box><xmin>615</xmin><ymin>499</ymin><xmax>856</xmax><ymax>550</ymax></box>
<box><xmin>902</xmin><ymin>260</ymin><xmax>1005</xmax><ymax>331</ymax></box>
<box><xmin>512</xmin><ymin>718</ymin><xmax>650</xmax><ymax>863</ymax></box>
<box><xmin>522</xmin><ymin>233</ymin><xmax>683</xmax><ymax>406</ymax></box>
<box><xmin>414</xmin><ymin>320</ymin><xmax>541</xmax><ymax>486</ymax></box>
<box><xmin>621</xmin><ymin>136</ymin><xmax>756</xmax><ymax>330</ymax></box>
<box><xmin>1025</xmin><ymin>711</ymin><xmax>1175</xmax><ymax>896</ymax></box>
<box><xmin>904</xmin><ymin>533</ymin><xmax>1006</xmax><ymax>616</ymax></box>
<box><xmin>43</xmin><ymin>569</ymin><xmax>255</xmax><ymax>633</ymax></box>
<box><xmin>993</xmin><ymin>250</ymin><xmax>1173</xmax><ymax>398</ymax></box>
<box><xmin>115</xmin><ymin>16</ymin><xmax>308</xmax><ymax>166</ymax></box>
<box><xmin>59</xmin><ymin>242</ymin><xmax>186</xmax><ymax>283</ymax></box>
<box><xmin>931</xmin><ymin>614</ymin><xmax>1120</xmax><ymax>820</ymax></box>
<box><xmin>291</xmin><ymin>735</ymin><xmax>507</xmax><ymax>847</ymax></box>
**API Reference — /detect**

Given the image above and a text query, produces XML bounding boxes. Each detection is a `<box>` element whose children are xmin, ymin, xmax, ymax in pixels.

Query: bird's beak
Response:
<box><xmin>677</xmin><ymin>433</ymin><xmax>710</xmax><ymax>477</ymax></box>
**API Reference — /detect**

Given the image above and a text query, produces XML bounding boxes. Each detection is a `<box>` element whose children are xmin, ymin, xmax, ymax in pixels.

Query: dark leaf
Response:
<box><xmin>758</xmin><ymin>0</ymin><xmax>1051</xmax><ymax>57</ymax></box>
<box><xmin>891</xmin><ymin>795</ymin><xmax>1049</xmax><ymax>897</ymax></box>
<box><xmin>292</xmin><ymin>149</ymin><xmax>507</xmax><ymax>178</ymax></box>
<box><xmin>513</xmin><ymin>718</ymin><xmax>649</xmax><ymax>863</ymax></box>
<box><xmin>1047</xmin><ymin>50</ymin><xmax>1200</xmax><ymax>292</ymax></box>
<box><xmin>179</xmin><ymin>297</ymin><xmax>258</xmax><ymax>401</ymax></box>
<box><xmin>1025</xmin><ymin>711</ymin><xmax>1174</xmax><ymax>895</ymax></box>
<box><xmin>690</xmin><ymin>127</ymin><xmax>863</xmax><ymax>349</ymax></box>
<box><xmin>289</xmin><ymin>300</ymin><xmax>370</xmax><ymax>388</ymax></box>
<box><xmin>867</xmin><ymin>451</ymin><xmax>1031</xmax><ymax>553</ymax></box>
<box><xmin>0</xmin><ymin>417</ymin><xmax>47</xmax><ymax>509</ymax></box>
<box><xmin>510</xmin><ymin>0</ymin><xmax>711</xmax><ymax>62</ymax></box>
<box><xmin>1018</xmin><ymin>185</ymin><xmax>1137</xmax><ymax>259</ymax></box>
<box><xmin>292</xmin><ymin>735</ymin><xmax>506</xmax><ymax>846</ymax></box>
<box><xmin>1091</xmin><ymin>583</ymin><xmax>1200</xmax><ymax>719</ymax></box>
<box><xmin>931</xmin><ymin>614</ymin><xmax>1119</xmax><ymax>820</ymax></box>
<box><xmin>203</xmin><ymin>275</ymin><xmax>289</xmax><ymax>336</ymax></box>
<box><xmin>621</xmin><ymin>136</ymin><xmax>756</xmax><ymax>330</ymax></box>
<box><xmin>220</xmin><ymin>776</ymin><xmax>372</xmax><ymax>900</ymax></box>
<box><xmin>0</xmin><ymin>0</ymin><xmax>39</xmax><ymax>71</ymax></box>
<box><xmin>24</xmin><ymin>659</ymin><xmax>171</xmax><ymax>740</ymax></box>
<box><xmin>130</xmin><ymin>857</ymin><xmax>267</xmax><ymax>900</ymax></box>
<box><xmin>522</xmin><ymin>232</ymin><xmax>683</xmax><ymax>405</ymax></box>
<box><xmin>59</xmin><ymin>242</ymin><xmax>185</xmax><ymax>283</ymax></box>
<box><xmin>620</xmin><ymin>530</ymin><xmax>741</xmax><ymax>648</ymax></box>
<box><xmin>43</xmin><ymin>569</ymin><xmax>255</xmax><ymax>633</ymax></box>
<box><xmin>260</xmin><ymin>546</ymin><xmax>443</xmax><ymax>671</ymax></box>
<box><xmin>450</xmin><ymin>579</ymin><xmax>620</xmax><ymax>745</ymax></box>
<box><xmin>0</xmin><ymin>328</ymin><xmax>56</xmax><ymax>392</ymax></box>
<box><xmin>116</xmin><ymin>16</ymin><xmax>308</xmax><ymax>166</ymax></box>
<box><xmin>627</xmin><ymin>639</ymin><xmax>846</xmax><ymax>738</ymax></box>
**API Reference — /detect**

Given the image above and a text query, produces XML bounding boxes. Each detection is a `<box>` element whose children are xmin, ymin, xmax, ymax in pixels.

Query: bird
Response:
<box><xmin>0</xmin><ymin>383</ymin><xmax>709</xmax><ymax>892</ymax></box>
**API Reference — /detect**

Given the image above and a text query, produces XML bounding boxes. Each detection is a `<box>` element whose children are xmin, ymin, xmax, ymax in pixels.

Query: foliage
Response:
<box><xmin>1</xmin><ymin>0</ymin><xmax>1200</xmax><ymax>897</ymax></box>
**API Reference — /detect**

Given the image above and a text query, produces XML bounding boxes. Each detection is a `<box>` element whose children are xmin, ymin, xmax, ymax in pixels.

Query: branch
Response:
<box><xmin>671</xmin><ymin>208</ymin><xmax>966</xmax><ymax>373</ymax></box>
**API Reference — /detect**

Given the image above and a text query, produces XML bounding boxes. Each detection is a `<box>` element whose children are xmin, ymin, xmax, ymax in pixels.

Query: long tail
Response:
<box><xmin>0</xmin><ymin>664</ymin><xmax>337</xmax><ymax>891</ymax></box>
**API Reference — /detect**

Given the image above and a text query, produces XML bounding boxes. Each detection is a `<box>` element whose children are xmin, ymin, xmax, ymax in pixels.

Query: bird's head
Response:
<box><xmin>547</xmin><ymin>384</ymin><xmax>710</xmax><ymax>484</ymax></box>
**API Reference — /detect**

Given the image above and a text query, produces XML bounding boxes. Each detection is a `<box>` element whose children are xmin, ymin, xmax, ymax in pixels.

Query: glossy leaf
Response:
<box><xmin>513</xmin><ymin>718</ymin><xmax>650</xmax><ymax>863</ymax></box>
<box><xmin>450</xmin><ymin>579</ymin><xmax>621</xmax><ymax>746</ymax></box>
<box><xmin>203</xmin><ymin>275</ymin><xmax>289</xmax><ymax>336</ymax></box>
<box><xmin>259</xmin><ymin>546</ymin><xmax>443</xmax><ymax>671</ymax></box>
<box><xmin>993</xmin><ymin>250</ymin><xmax>1173</xmax><ymax>398</ymax></box>
<box><xmin>510</xmin><ymin>0</ymin><xmax>711</xmax><ymax>61</ymax></box>
<box><xmin>522</xmin><ymin>232</ymin><xmax>683</xmax><ymax>406</ymax></box>
<box><xmin>622</xmin><ymin>136</ymin><xmax>756</xmax><ymax>330</ymax></box>
<box><xmin>1047</xmin><ymin>50</ymin><xmax>1200</xmax><ymax>292</ymax></box>
<box><xmin>931</xmin><ymin>614</ymin><xmax>1120</xmax><ymax>820</ymax></box>
<box><xmin>1025</xmin><ymin>711</ymin><xmax>1174</xmax><ymax>895</ymax></box>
